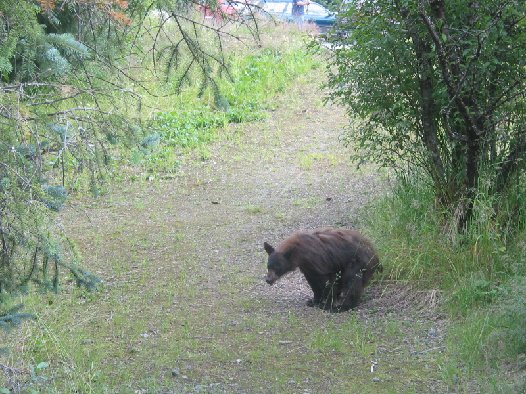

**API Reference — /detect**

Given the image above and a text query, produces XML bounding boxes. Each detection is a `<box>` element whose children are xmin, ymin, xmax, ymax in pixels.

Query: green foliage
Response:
<box><xmin>444</xmin><ymin>277</ymin><xmax>526</xmax><ymax>391</ymax></box>
<box><xmin>449</xmin><ymin>275</ymin><xmax>501</xmax><ymax>317</ymax></box>
<box><xmin>0</xmin><ymin>1</ymin><xmax>41</xmax><ymax>78</ymax></box>
<box><xmin>0</xmin><ymin>304</ymin><xmax>35</xmax><ymax>332</ymax></box>
<box><xmin>329</xmin><ymin>0</ymin><xmax>526</xmax><ymax>227</ymax></box>
<box><xmin>491</xmin><ymin>279</ymin><xmax>526</xmax><ymax>358</ymax></box>
<box><xmin>135</xmin><ymin>46</ymin><xmax>317</xmax><ymax>173</ymax></box>
<box><xmin>41</xmin><ymin>185</ymin><xmax>68</xmax><ymax>211</ymax></box>
<box><xmin>46</xmin><ymin>33</ymin><xmax>88</xmax><ymax>60</ymax></box>
<box><xmin>364</xmin><ymin>171</ymin><xmax>525</xmax><ymax>287</ymax></box>
<box><xmin>0</xmin><ymin>1</ymin><xmax>140</xmax><ymax>307</ymax></box>
<box><xmin>0</xmin><ymin>302</ymin><xmax>35</xmax><ymax>355</ymax></box>
<box><xmin>308</xmin><ymin>317</ymin><xmax>374</xmax><ymax>357</ymax></box>
<box><xmin>155</xmin><ymin>109</ymin><xmax>228</xmax><ymax>149</ymax></box>
<box><xmin>222</xmin><ymin>48</ymin><xmax>316</xmax><ymax>113</ymax></box>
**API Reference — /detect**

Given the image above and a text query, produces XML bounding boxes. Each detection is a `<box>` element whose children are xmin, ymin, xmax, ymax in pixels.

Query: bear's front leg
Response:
<box><xmin>302</xmin><ymin>271</ymin><xmax>326</xmax><ymax>308</ymax></box>
<box><xmin>306</xmin><ymin>297</ymin><xmax>321</xmax><ymax>307</ymax></box>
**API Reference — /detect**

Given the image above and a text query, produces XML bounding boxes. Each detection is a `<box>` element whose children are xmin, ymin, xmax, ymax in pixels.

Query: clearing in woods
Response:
<box><xmin>4</xmin><ymin>74</ymin><xmax>448</xmax><ymax>392</ymax></box>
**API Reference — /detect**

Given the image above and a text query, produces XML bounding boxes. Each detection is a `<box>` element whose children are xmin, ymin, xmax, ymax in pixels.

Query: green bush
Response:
<box><xmin>329</xmin><ymin>0</ymin><xmax>526</xmax><ymax>229</ymax></box>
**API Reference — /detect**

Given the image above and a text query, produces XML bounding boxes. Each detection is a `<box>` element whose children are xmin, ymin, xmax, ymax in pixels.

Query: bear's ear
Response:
<box><xmin>263</xmin><ymin>242</ymin><xmax>275</xmax><ymax>255</ymax></box>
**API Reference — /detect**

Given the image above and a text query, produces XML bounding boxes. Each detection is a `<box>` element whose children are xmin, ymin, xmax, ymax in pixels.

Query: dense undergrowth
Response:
<box><xmin>362</xmin><ymin>172</ymin><xmax>526</xmax><ymax>392</ymax></box>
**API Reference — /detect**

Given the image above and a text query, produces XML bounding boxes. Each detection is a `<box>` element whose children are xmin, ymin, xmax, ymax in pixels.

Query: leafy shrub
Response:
<box><xmin>155</xmin><ymin>110</ymin><xmax>223</xmax><ymax>149</ymax></box>
<box><xmin>329</xmin><ymin>0</ymin><xmax>526</xmax><ymax>229</ymax></box>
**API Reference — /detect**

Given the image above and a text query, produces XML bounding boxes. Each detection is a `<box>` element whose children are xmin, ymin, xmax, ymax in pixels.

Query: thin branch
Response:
<box><xmin>418</xmin><ymin>0</ymin><xmax>482</xmax><ymax>137</ymax></box>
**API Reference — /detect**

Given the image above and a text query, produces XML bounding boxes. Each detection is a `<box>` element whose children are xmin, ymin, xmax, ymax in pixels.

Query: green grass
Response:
<box><xmin>244</xmin><ymin>204</ymin><xmax>262</xmax><ymax>214</ymax></box>
<box><xmin>361</xmin><ymin>171</ymin><xmax>526</xmax><ymax>391</ymax></box>
<box><xmin>297</xmin><ymin>152</ymin><xmax>338</xmax><ymax>170</ymax></box>
<box><xmin>129</xmin><ymin>43</ymin><xmax>318</xmax><ymax>175</ymax></box>
<box><xmin>308</xmin><ymin>317</ymin><xmax>375</xmax><ymax>357</ymax></box>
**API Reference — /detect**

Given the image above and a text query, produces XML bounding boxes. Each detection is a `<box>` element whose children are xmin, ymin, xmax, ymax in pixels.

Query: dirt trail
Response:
<box><xmin>54</xmin><ymin>75</ymin><xmax>448</xmax><ymax>393</ymax></box>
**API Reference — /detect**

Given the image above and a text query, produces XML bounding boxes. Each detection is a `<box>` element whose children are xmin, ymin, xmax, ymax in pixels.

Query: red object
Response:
<box><xmin>199</xmin><ymin>0</ymin><xmax>238</xmax><ymax>21</ymax></box>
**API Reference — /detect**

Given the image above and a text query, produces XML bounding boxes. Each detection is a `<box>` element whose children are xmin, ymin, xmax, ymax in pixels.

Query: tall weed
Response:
<box><xmin>364</xmin><ymin>172</ymin><xmax>525</xmax><ymax>291</ymax></box>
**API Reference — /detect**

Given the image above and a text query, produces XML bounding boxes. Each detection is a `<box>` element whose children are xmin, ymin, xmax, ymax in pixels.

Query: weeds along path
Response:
<box><xmin>49</xmin><ymin>75</ymin><xmax>447</xmax><ymax>392</ymax></box>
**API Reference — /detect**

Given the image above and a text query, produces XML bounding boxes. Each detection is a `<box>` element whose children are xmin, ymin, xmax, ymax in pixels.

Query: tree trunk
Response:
<box><xmin>399</xmin><ymin>6</ymin><xmax>446</xmax><ymax>194</ymax></box>
<box><xmin>461</xmin><ymin>136</ymin><xmax>480</xmax><ymax>229</ymax></box>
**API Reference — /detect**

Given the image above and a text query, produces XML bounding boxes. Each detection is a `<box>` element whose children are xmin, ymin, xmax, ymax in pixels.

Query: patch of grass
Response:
<box><xmin>292</xmin><ymin>197</ymin><xmax>319</xmax><ymax>209</ymax></box>
<box><xmin>362</xmin><ymin>171</ymin><xmax>526</xmax><ymax>390</ymax></box>
<box><xmin>449</xmin><ymin>273</ymin><xmax>501</xmax><ymax>316</ymax></box>
<box><xmin>444</xmin><ymin>277</ymin><xmax>526</xmax><ymax>389</ymax></box>
<box><xmin>362</xmin><ymin>173</ymin><xmax>518</xmax><ymax>289</ymax></box>
<box><xmin>308</xmin><ymin>316</ymin><xmax>375</xmax><ymax>357</ymax></box>
<box><xmin>244</xmin><ymin>204</ymin><xmax>262</xmax><ymax>214</ymax></box>
<box><xmin>297</xmin><ymin>152</ymin><xmax>338</xmax><ymax>170</ymax></box>
<box><xmin>382</xmin><ymin>319</ymin><xmax>404</xmax><ymax>338</ymax></box>
<box><xmin>274</xmin><ymin>211</ymin><xmax>286</xmax><ymax>221</ymax></box>
<box><xmin>131</xmin><ymin>39</ymin><xmax>318</xmax><ymax>175</ymax></box>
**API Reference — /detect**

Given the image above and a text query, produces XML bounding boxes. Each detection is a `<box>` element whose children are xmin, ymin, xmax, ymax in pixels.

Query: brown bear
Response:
<box><xmin>263</xmin><ymin>228</ymin><xmax>381</xmax><ymax>312</ymax></box>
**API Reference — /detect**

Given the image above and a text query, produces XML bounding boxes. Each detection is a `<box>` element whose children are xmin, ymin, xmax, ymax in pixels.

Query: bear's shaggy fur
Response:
<box><xmin>263</xmin><ymin>228</ymin><xmax>381</xmax><ymax>312</ymax></box>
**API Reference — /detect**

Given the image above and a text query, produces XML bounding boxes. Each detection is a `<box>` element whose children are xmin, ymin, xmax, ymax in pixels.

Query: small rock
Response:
<box><xmin>372</xmin><ymin>377</ymin><xmax>380</xmax><ymax>383</ymax></box>
<box><xmin>428</xmin><ymin>327</ymin><xmax>438</xmax><ymax>337</ymax></box>
<box><xmin>171</xmin><ymin>368</ymin><xmax>180</xmax><ymax>377</ymax></box>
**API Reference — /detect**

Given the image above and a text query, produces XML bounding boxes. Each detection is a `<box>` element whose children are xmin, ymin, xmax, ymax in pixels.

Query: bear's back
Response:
<box><xmin>276</xmin><ymin>228</ymin><xmax>379</xmax><ymax>276</ymax></box>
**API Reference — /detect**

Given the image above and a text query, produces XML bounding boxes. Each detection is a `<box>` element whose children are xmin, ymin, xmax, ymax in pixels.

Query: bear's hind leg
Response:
<box><xmin>303</xmin><ymin>272</ymin><xmax>328</xmax><ymax>307</ymax></box>
<box><xmin>336</xmin><ymin>268</ymin><xmax>364</xmax><ymax>312</ymax></box>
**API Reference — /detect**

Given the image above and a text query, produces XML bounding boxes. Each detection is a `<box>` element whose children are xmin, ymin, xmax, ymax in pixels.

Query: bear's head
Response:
<box><xmin>263</xmin><ymin>242</ymin><xmax>294</xmax><ymax>285</ymax></box>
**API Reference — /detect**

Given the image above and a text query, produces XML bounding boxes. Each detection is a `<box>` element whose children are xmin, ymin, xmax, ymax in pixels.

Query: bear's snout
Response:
<box><xmin>265</xmin><ymin>270</ymin><xmax>279</xmax><ymax>285</ymax></box>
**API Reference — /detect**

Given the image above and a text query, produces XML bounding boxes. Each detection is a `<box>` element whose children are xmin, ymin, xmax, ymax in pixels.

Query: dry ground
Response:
<box><xmin>2</xmin><ymin>74</ymin><xmax>449</xmax><ymax>393</ymax></box>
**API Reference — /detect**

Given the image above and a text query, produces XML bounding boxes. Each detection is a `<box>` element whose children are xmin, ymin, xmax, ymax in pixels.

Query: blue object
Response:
<box><xmin>260</xmin><ymin>0</ymin><xmax>336</xmax><ymax>30</ymax></box>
